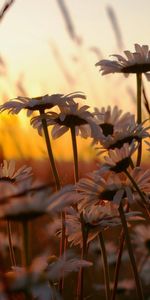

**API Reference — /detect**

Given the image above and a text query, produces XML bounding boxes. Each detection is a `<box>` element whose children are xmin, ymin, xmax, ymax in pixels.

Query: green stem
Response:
<box><xmin>40</xmin><ymin>110</ymin><xmax>61</xmax><ymax>190</ymax></box>
<box><xmin>70</xmin><ymin>126</ymin><xmax>79</xmax><ymax>183</ymax></box>
<box><xmin>7</xmin><ymin>220</ymin><xmax>16</xmax><ymax>266</ymax></box>
<box><xmin>99</xmin><ymin>232</ymin><xmax>111</xmax><ymax>300</ymax></box>
<box><xmin>136</xmin><ymin>73</ymin><xmax>142</xmax><ymax>166</ymax></box>
<box><xmin>119</xmin><ymin>202</ymin><xmax>144</xmax><ymax>300</ymax></box>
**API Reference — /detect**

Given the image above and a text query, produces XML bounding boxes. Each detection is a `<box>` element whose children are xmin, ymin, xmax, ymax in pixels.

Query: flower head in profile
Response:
<box><xmin>96</xmin><ymin>44</ymin><xmax>150</xmax><ymax>80</ymax></box>
<box><xmin>94</xmin><ymin>106</ymin><xmax>133</xmax><ymax>138</ymax></box>
<box><xmin>6</xmin><ymin>252</ymin><xmax>92</xmax><ymax>299</ymax></box>
<box><xmin>93</xmin><ymin>109</ymin><xmax>149</xmax><ymax>151</ymax></box>
<box><xmin>49</xmin><ymin>204</ymin><xmax>141</xmax><ymax>247</ymax></box>
<box><xmin>31</xmin><ymin>103</ymin><xmax>100</xmax><ymax>139</ymax></box>
<box><xmin>0</xmin><ymin>184</ymin><xmax>78</xmax><ymax>221</ymax></box>
<box><xmin>0</xmin><ymin>160</ymin><xmax>32</xmax><ymax>183</ymax></box>
<box><xmin>76</xmin><ymin>171</ymin><xmax>131</xmax><ymax>210</ymax></box>
<box><xmin>0</xmin><ymin>92</ymin><xmax>86</xmax><ymax>116</ymax></box>
<box><xmin>101</xmin><ymin>142</ymin><xmax>137</xmax><ymax>173</ymax></box>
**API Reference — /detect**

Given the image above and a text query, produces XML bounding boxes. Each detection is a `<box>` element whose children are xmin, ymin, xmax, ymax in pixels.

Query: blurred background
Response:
<box><xmin>0</xmin><ymin>0</ymin><xmax>150</xmax><ymax>162</ymax></box>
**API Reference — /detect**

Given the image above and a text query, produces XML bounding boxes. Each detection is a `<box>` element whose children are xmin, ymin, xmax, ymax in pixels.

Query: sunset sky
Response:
<box><xmin>0</xmin><ymin>0</ymin><xmax>150</xmax><ymax>159</ymax></box>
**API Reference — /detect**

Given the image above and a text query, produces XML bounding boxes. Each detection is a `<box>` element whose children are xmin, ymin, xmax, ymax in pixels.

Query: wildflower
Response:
<box><xmin>49</xmin><ymin>205</ymin><xmax>142</xmax><ymax>247</ymax></box>
<box><xmin>0</xmin><ymin>160</ymin><xmax>32</xmax><ymax>183</ymax></box>
<box><xmin>6</xmin><ymin>253</ymin><xmax>92</xmax><ymax>299</ymax></box>
<box><xmin>100</xmin><ymin>142</ymin><xmax>137</xmax><ymax>173</ymax></box>
<box><xmin>96</xmin><ymin>44</ymin><xmax>150</xmax><ymax>80</ymax></box>
<box><xmin>76</xmin><ymin>171</ymin><xmax>132</xmax><ymax>209</ymax></box>
<box><xmin>31</xmin><ymin>103</ymin><xmax>100</xmax><ymax>139</ymax></box>
<box><xmin>94</xmin><ymin>106</ymin><xmax>134</xmax><ymax>138</ymax></box>
<box><xmin>0</xmin><ymin>92</ymin><xmax>86</xmax><ymax>116</ymax></box>
<box><xmin>0</xmin><ymin>185</ymin><xmax>78</xmax><ymax>221</ymax></box>
<box><xmin>94</xmin><ymin>110</ymin><xmax>149</xmax><ymax>152</ymax></box>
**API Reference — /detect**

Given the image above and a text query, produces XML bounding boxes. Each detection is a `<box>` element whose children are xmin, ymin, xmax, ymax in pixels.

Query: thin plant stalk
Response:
<box><xmin>77</xmin><ymin>227</ymin><xmax>88</xmax><ymax>300</ymax></box>
<box><xmin>40</xmin><ymin>110</ymin><xmax>61</xmax><ymax>190</ymax></box>
<box><xmin>111</xmin><ymin>230</ymin><xmax>125</xmax><ymax>300</ymax></box>
<box><xmin>21</xmin><ymin>220</ymin><xmax>30</xmax><ymax>267</ymax></box>
<box><xmin>111</xmin><ymin>202</ymin><xmax>129</xmax><ymax>300</ymax></box>
<box><xmin>99</xmin><ymin>232</ymin><xmax>111</xmax><ymax>300</ymax></box>
<box><xmin>70</xmin><ymin>126</ymin><xmax>79</xmax><ymax>183</ymax></box>
<box><xmin>7</xmin><ymin>220</ymin><xmax>16</xmax><ymax>267</ymax></box>
<box><xmin>21</xmin><ymin>221</ymin><xmax>33</xmax><ymax>299</ymax></box>
<box><xmin>70</xmin><ymin>126</ymin><xmax>86</xmax><ymax>300</ymax></box>
<box><xmin>119</xmin><ymin>202</ymin><xmax>144</xmax><ymax>300</ymax></box>
<box><xmin>39</xmin><ymin>110</ymin><xmax>65</xmax><ymax>294</ymax></box>
<box><xmin>125</xmin><ymin>169</ymin><xmax>150</xmax><ymax>220</ymax></box>
<box><xmin>136</xmin><ymin>73</ymin><xmax>142</xmax><ymax>166</ymax></box>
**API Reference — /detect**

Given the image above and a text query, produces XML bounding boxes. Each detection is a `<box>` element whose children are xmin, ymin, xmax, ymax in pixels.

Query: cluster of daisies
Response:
<box><xmin>0</xmin><ymin>44</ymin><xmax>149</xmax><ymax>300</ymax></box>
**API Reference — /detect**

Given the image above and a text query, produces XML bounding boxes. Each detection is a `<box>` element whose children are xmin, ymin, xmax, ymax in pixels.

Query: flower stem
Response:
<box><xmin>111</xmin><ymin>230</ymin><xmax>125</xmax><ymax>300</ymax></box>
<box><xmin>22</xmin><ymin>220</ymin><xmax>30</xmax><ymax>267</ymax></box>
<box><xmin>99</xmin><ymin>232</ymin><xmax>111</xmax><ymax>300</ymax></box>
<box><xmin>118</xmin><ymin>202</ymin><xmax>144</xmax><ymax>300</ymax></box>
<box><xmin>40</xmin><ymin>110</ymin><xmax>66</xmax><ymax>293</ymax></box>
<box><xmin>70</xmin><ymin>126</ymin><xmax>79</xmax><ymax>183</ymax></box>
<box><xmin>7</xmin><ymin>220</ymin><xmax>16</xmax><ymax>267</ymax></box>
<box><xmin>70</xmin><ymin>126</ymin><xmax>86</xmax><ymax>300</ymax></box>
<box><xmin>111</xmin><ymin>203</ymin><xmax>129</xmax><ymax>300</ymax></box>
<box><xmin>77</xmin><ymin>225</ymin><xmax>88</xmax><ymax>300</ymax></box>
<box><xmin>125</xmin><ymin>169</ymin><xmax>147</xmax><ymax>206</ymax></box>
<box><xmin>136</xmin><ymin>73</ymin><xmax>142</xmax><ymax>166</ymax></box>
<box><xmin>40</xmin><ymin>110</ymin><xmax>61</xmax><ymax>190</ymax></box>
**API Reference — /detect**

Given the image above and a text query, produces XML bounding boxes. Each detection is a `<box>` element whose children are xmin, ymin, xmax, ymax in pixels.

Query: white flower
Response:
<box><xmin>0</xmin><ymin>92</ymin><xmax>86</xmax><ymax>116</ymax></box>
<box><xmin>93</xmin><ymin>106</ymin><xmax>134</xmax><ymax>139</ymax></box>
<box><xmin>96</xmin><ymin>44</ymin><xmax>150</xmax><ymax>80</ymax></box>
<box><xmin>7</xmin><ymin>252</ymin><xmax>92</xmax><ymax>299</ymax></box>
<box><xmin>94</xmin><ymin>112</ymin><xmax>149</xmax><ymax>152</ymax></box>
<box><xmin>76</xmin><ymin>171</ymin><xmax>132</xmax><ymax>209</ymax></box>
<box><xmin>49</xmin><ymin>205</ymin><xmax>142</xmax><ymax>247</ymax></box>
<box><xmin>0</xmin><ymin>184</ymin><xmax>78</xmax><ymax>221</ymax></box>
<box><xmin>47</xmin><ymin>251</ymin><xmax>92</xmax><ymax>280</ymax></box>
<box><xmin>0</xmin><ymin>160</ymin><xmax>32</xmax><ymax>183</ymax></box>
<box><xmin>100</xmin><ymin>142</ymin><xmax>137</xmax><ymax>173</ymax></box>
<box><xmin>31</xmin><ymin>103</ymin><xmax>101</xmax><ymax>139</ymax></box>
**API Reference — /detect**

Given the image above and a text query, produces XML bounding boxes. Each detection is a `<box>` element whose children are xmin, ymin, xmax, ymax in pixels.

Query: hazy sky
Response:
<box><xmin>0</xmin><ymin>0</ymin><xmax>150</xmax><ymax>159</ymax></box>
<box><xmin>0</xmin><ymin>0</ymin><xmax>150</xmax><ymax>110</ymax></box>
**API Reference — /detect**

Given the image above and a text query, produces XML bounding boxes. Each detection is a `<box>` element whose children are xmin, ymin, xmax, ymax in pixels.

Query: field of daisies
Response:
<box><xmin>0</xmin><ymin>44</ymin><xmax>150</xmax><ymax>300</ymax></box>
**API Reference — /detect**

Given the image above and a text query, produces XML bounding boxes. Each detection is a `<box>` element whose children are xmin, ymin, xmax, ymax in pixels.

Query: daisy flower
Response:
<box><xmin>96</xmin><ymin>44</ymin><xmax>150</xmax><ymax>80</ymax></box>
<box><xmin>0</xmin><ymin>160</ymin><xmax>32</xmax><ymax>183</ymax></box>
<box><xmin>101</xmin><ymin>142</ymin><xmax>137</xmax><ymax>173</ymax></box>
<box><xmin>94</xmin><ymin>106</ymin><xmax>134</xmax><ymax>138</ymax></box>
<box><xmin>94</xmin><ymin>112</ymin><xmax>149</xmax><ymax>152</ymax></box>
<box><xmin>0</xmin><ymin>92</ymin><xmax>86</xmax><ymax>116</ymax></box>
<box><xmin>6</xmin><ymin>252</ymin><xmax>92</xmax><ymax>299</ymax></box>
<box><xmin>76</xmin><ymin>171</ymin><xmax>132</xmax><ymax>210</ymax></box>
<box><xmin>50</xmin><ymin>205</ymin><xmax>141</xmax><ymax>247</ymax></box>
<box><xmin>0</xmin><ymin>185</ymin><xmax>78</xmax><ymax>221</ymax></box>
<box><xmin>31</xmin><ymin>103</ymin><xmax>100</xmax><ymax>139</ymax></box>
